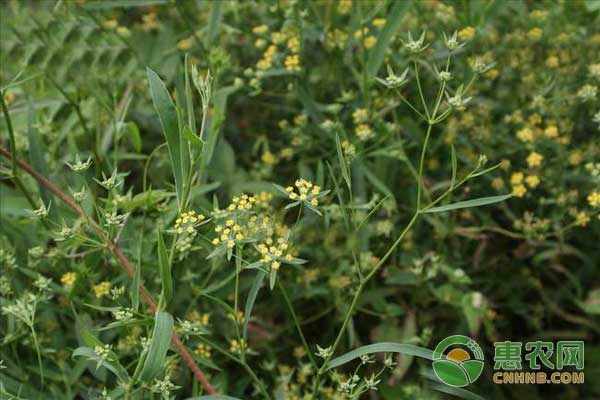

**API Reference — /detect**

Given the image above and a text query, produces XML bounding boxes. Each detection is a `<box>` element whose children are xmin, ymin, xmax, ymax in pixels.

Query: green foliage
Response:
<box><xmin>1</xmin><ymin>1</ymin><xmax>599</xmax><ymax>399</ymax></box>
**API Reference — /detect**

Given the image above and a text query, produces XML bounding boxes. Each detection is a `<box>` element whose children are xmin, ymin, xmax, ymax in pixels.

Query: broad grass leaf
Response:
<box><xmin>139</xmin><ymin>311</ymin><xmax>174</xmax><ymax>382</ymax></box>
<box><xmin>326</xmin><ymin>342</ymin><xmax>433</xmax><ymax>370</ymax></box>
<box><xmin>423</xmin><ymin>194</ymin><xmax>512</xmax><ymax>213</ymax></box>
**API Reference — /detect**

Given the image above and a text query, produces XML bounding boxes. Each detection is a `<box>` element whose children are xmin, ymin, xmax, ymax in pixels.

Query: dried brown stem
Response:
<box><xmin>0</xmin><ymin>145</ymin><xmax>216</xmax><ymax>395</ymax></box>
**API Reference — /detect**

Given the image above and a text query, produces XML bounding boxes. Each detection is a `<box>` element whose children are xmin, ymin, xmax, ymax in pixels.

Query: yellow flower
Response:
<box><xmin>545</xmin><ymin>55</ymin><xmax>559</xmax><ymax>68</ymax></box>
<box><xmin>491</xmin><ymin>177</ymin><xmax>505</xmax><ymax>190</ymax></box>
<box><xmin>252</xmin><ymin>25</ymin><xmax>268</xmax><ymax>35</ymax></box>
<box><xmin>575</xmin><ymin>211</ymin><xmax>590</xmax><ymax>227</ymax></box>
<box><xmin>373</xmin><ymin>18</ymin><xmax>386</xmax><ymax>28</ymax></box>
<box><xmin>569</xmin><ymin>150</ymin><xmax>583</xmax><ymax>166</ymax></box>
<box><xmin>338</xmin><ymin>0</ymin><xmax>352</xmax><ymax>15</ymax></box>
<box><xmin>364</xmin><ymin>36</ymin><xmax>376</xmax><ymax>48</ymax></box>
<box><xmin>177</xmin><ymin>37</ymin><xmax>195</xmax><ymax>51</ymax></box>
<box><xmin>195</xmin><ymin>344</ymin><xmax>211</xmax><ymax>358</ymax></box>
<box><xmin>510</xmin><ymin>172</ymin><xmax>524</xmax><ymax>185</ymax></box>
<box><xmin>512</xmin><ymin>184</ymin><xmax>527</xmax><ymax>198</ymax></box>
<box><xmin>254</xmin><ymin>38</ymin><xmax>266</xmax><ymax>49</ymax></box>
<box><xmin>284</xmin><ymin>55</ymin><xmax>301</xmax><ymax>72</ymax></box>
<box><xmin>543</xmin><ymin>125</ymin><xmax>558</xmax><ymax>138</ymax></box>
<box><xmin>261</xmin><ymin>151</ymin><xmax>278</xmax><ymax>165</ymax></box>
<box><xmin>526</xmin><ymin>152</ymin><xmax>543</xmax><ymax>168</ymax></box>
<box><xmin>287</xmin><ymin>36</ymin><xmax>300</xmax><ymax>53</ymax></box>
<box><xmin>229</xmin><ymin>339</ymin><xmax>246</xmax><ymax>353</ymax></box>
<box><xmin>525</xmin><ymin>175</ymin><xmax>540</xmax><ymax>188</ymax></box>
<box><xmin>458</xmin><ymin>26</ymin><xmax>476</xmax><ymax>41</ymax></box>
<box><xmin>516</xmin><ymin>127</ymin><xmax>534</xmax><ymax>142</ymax></box>
<box><xmin>352</xmin><ymin>108</ymin><xmax>368</xmax><ymax>124</ymax></box>
<box><xmin>93</xmin><ymin>281</ymin><xmax>111</xmax><ymax>298</ymax></box>
<box><xmin>355</xmin><ymin>124</ymin><xmax>373</xmax><ymax>141</ymax></box>
<box><xmin>527</xmin><ymin>28</ymin><xmax>543</xmax><ymax>41</ymax></box>
<box><xmin>588</xmin><ymin>191</ymin><xmax>600</xmax><ymax>207</ymax></box>
<box><xmin>61</xmin><ymin>272</ymin><xmax>77</xmax><ymax>287</ymax></box>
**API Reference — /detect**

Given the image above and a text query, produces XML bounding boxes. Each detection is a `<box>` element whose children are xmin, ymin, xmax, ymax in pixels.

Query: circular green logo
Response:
<box><xmin>432</xmin><ymin>335</ymin><xmax>484</xmax><ymax>387</ymax></box>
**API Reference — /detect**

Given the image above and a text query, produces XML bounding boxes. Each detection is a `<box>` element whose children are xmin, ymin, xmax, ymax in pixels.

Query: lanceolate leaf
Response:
<box><xmin>423</xmin><ymin>194</ymin><xmax>512</xmax><ymax>213</ymax></box>
<box><xmin>140</xmin><ymin>311</ymin><xmax>174</xmax><ymax>382</ymax></box>
<box><xmin>243</xmin><ymin>270</ymin><xmax>266</xmax><ymax>340</ymax></box>
<box><xmin>146</xmin><ymin>67</ymin><xmax>188</xmax><ymax>207</ymax></box>
<box><xmin>72</xmin><ymin>347</ymin><xmax>129</xmax><ymax>383</ymax></box>
<box><xmin>326</xmin><ymin>342</ymin><xmax>434</xmax><ymax>370</ymax></box>
<box><xmin>157</xmin><ymin>228</ymin><xmax>172</xmax><ymax>308</ymax></box>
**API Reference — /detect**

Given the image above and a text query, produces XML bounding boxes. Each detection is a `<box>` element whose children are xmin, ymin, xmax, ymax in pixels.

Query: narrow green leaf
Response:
<box><xmin>366</xmin><ymin>1</ymin><xmax>412</xmax><ymax>77</ymax></box>
<box><xmin>207</xmin><ymin>1</ymin><xmax>225</xmax><ymax>42</ymax></box>
<box><xmin>187</xmin><ymin>396</ymin><xmax>244</xmax><ymax>400</ymax></box>
<box><xmin>450</xmin><ymin>144</ymin><xmax>457</xmax><ymax>188</ymax></box>
<box><xmin>243</xmin><ymin>270</ymin><xmax>266</xmax><ymax>340</ymax></box>
<box><xmin>157</xmin><ymin>228</ymin><xmax>172</xmax><ymax>308</ymax></box>
<box><xmin>423</xmin><ymin>194</ymin><xmax>512</xmax><ymax>213</ymax></box>
<box><xmin>184</xmin><ymin>54</ymin><xmax>196</xmax><ymax>133</ymax></box>
<box><xmin>335</xmin><ymin>132</ymin><xmax>351</xmax><ymax>191</ymax></box>
<box><xmin>140</xmin><ymin>312</ymin><xmax>174</xmax><ymax>382</ymax></box>
<box><xmin>327</xmin><ymin>342</ymin><xmax>434</xmax><ymax>370</ymax></box>
<box><xmin>146</xmin><ymin>67</ymin><xmax>188</xmax><ymax>207</ymax></box>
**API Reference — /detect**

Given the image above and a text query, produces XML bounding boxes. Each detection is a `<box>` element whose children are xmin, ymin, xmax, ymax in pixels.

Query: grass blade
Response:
<box><xmin>423</xmin><ymin>194</ymin><xmax>512</xmax><ymax>213</ymax></box>
<box><xmin>140</xmin><ymin>311</ymin><xmax>174</xmax><ymax>382</ymax></box>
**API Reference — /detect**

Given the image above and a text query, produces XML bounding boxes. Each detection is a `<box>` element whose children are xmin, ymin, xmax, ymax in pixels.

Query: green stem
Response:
<box><xmin>277</xmin><ymin>281</ymin><xmax>318</xmax><ymax>369</ymax></box>
<box><xmin>413</xmin><ymin>61</ymin><xmax>429</xmax><ymax>120</ymax></box>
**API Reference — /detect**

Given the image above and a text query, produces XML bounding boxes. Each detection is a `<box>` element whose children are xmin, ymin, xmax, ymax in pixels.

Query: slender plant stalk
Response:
<box><xmin>0</xmin><ymin>145</ymin><xmax>217</xmax><ymax>395</ymax></box>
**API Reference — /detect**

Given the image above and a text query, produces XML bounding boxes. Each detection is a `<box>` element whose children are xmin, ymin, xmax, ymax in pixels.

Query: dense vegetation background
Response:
<box><xmin>1</xmin><ymin>0</ymin><xmax>599</xmax><ymax>399</ymax></box>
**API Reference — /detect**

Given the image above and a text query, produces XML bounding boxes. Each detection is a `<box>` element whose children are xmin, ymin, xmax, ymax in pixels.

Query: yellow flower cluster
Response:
<box><xmin>284</xmin><ymin>54</ymin><xmax>301</xmax><ymax>72</ymax></box>
<box><xmin>174</xmin><ymin>210</ymin><xmax>205</xmax><ymax>235</ymax></box>
<box><xmin>177</xmin><ymin>37</ymin><xmax>195</xmax><ymax>51</ymax></box>
<box><xmin>588</xmin><ymin>191</ymin><xmax>600</xmax><ymax>207</ymax></box>
<box><xmin>93</xmin><ymin>281</ymin><xmax>111</xmax><ymax>298</ymax></box>
<box><xmin>187</xmin><ymin>310</ymin><xmax>210</xmax><ymax>326</ymax></box>
<box><xmin>285</xmin><ymin>179</ymin><xmax>321</xmax><ymax>206</ymax></box>
<box><xmin>458</xmin><ymin>26</ymin><xmax>476</xmax><ymax>41</ymax></box>
<box><xmin>257</xmin><ymin>45</ymin><xmax>277</xmax><ymax>70</ymax></box>
<box><xmin>576</xmin><ymin>211</ymin><xmax>590</xmax><ymax>227</ymax></box>
<box><xmin>373</xmin><ymin>18</ymin><xmax>386</xmax><ymax>28</ymax></box>
<box><xmin>229</xmin><ymin>339</ymin><xmax>246</xmax><ymax>353</ymax></box>
<box><xmin>355</xmin><ymin>123</ymin><xmax>373</xmax><ymax>141</ymax></box>
<box><xmin>212</xmin><ymin>219</ymin><xmax>245</xmax><ymax>249</ymax></box>
<box><xmin>195</xmin><ymin>343</ymin><xmax>211</xmax><ymax>358</ymax></box>
<box><xmin>257</xmin><ymin>237</ymin><xmax>292</xmax><ymax>271</ymax></box>
<box><xmin>287</xmin><ymin>36</ymin><xmax>300</xmax><ymax>53</ymax></box>
<box><xmin>526</xmin><ymin>152</ymin><xmax>543</xmax><ymax>168</ymax></box>
<box><xmin>326</xmin><ymin>29</ymin><xmax>348</xmax><ymax>49</ymax></box>
<box><xmin>227</xmin><ymin>193</ymin><xmax>258</xmax><ymax>212</ymax></box>
<box><xmin>352</xmin><ymin>108</ymin><xmax>368</xmax><ymax>124</ymax></box>
<box><xmin>61</xmin><ymin>272</ymin><xmax>77</xmax><ymax>287</ymax></box>
<box><xmin>261</xmin><ymin>151</ymin><xmax>278</xmax><ymax>165</ymax></box>
<box><xmin>252</xmin><ymin>25</ymin><xmax>269</xmax><ymax>35</ymax></box>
